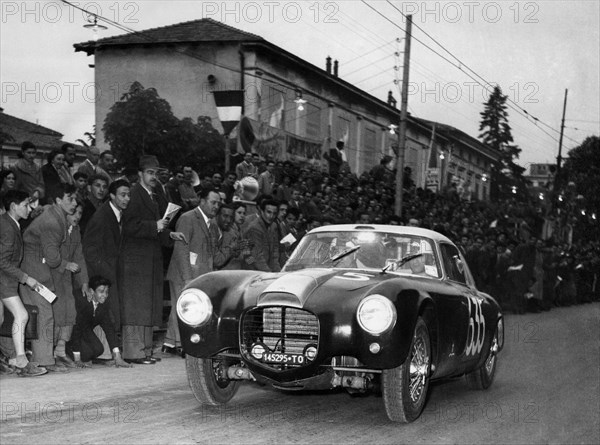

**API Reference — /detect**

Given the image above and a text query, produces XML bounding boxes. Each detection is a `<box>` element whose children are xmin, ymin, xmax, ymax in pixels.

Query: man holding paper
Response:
<box><xmin>19</xmin><ymin>183</ymin><xmax>83</xmax><ymax>372</ymax></box>
<box><xmin>163</xmin><ymin>187</ymin><xmax>220</xmax><ymax>356</ymax></box>
<box><xmin>120</xmin><ymin>156</ymin><xmax>185</xmax><ymax>364</ymax></box>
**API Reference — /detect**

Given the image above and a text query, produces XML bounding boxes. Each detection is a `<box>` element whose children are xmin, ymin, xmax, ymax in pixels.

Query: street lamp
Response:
<box><xmin>83</xmin><ymin>15</ymin><xmax>107</xmax><ymax>41</ymax></box>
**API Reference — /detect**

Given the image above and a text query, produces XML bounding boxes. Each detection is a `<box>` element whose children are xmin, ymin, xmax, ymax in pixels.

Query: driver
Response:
<box><xmin>407</xmin><ymin>243</ymin><xmax>429</xmax><ymax>276</ymax></box>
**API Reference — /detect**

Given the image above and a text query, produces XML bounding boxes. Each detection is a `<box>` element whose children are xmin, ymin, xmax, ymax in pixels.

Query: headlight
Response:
<box><xmin>356</xmin><ymin>294</ymin><xmax>396</xmax><ymax>335</ymax></box>
<box><xmin>177</xmin><ymin>289</ymin><xmax>213</xmax><ymax>327</ymax></box>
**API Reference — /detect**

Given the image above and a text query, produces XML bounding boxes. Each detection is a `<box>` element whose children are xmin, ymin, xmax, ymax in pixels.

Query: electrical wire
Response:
<box><xmin>382</xmin><ymin>0</ymin><xmax>582</xmax><ymax>147</ymax></box>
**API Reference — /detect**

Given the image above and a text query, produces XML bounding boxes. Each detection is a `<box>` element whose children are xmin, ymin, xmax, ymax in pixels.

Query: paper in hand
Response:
<box><xmin>163</xmin><ymin>202</ymin><xmax>182</xmax><ymax>222</ymax></box>
<box><xmin>36</xmin><ymin>284</ymin><xmax>57</xmax><ymax>303</ymax></box>
<box><xmin>280</xmin><ymin>233</ymin><xmax>297</xmax><ymax>245</ymax></box>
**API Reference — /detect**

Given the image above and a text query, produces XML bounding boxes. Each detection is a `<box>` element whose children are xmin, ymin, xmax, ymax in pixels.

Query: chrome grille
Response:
<box><xmin>241</xmin><ymin>306</ymin><xmax>319</xmax><ymax>369</ymax></box>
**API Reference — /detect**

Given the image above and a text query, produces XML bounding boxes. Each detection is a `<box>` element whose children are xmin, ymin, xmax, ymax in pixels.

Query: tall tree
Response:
<box><xmin>103</xmin><ymin>82</ymin><xmax>182</xmax><ymax>169</ymax></box>
<box><xmin>479</xmin><ymin>86</ymin><xmax>525</xmax><ymax>199</ymax></box>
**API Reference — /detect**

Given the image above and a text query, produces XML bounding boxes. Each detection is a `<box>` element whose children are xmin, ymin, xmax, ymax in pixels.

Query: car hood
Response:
<box><xmin>244</xmin><ymin>269</ymin><xmax>384</xmax><ymax>309</ymax></box>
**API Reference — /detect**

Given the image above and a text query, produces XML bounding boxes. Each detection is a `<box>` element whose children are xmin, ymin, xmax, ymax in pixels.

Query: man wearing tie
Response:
<box><xmin>120</xmin><ymin>156</ymin><xmax>185</xmax><ymax>364</ymax></box>
<box><xmin>83</xmin><ymin>179</ymin><xmax>130</xmax><ymax>329</ymax></box>
<box><xmin>162</xmin><ymin>187</ymin><xmax>221</xmax><ymax>355</ymax></box>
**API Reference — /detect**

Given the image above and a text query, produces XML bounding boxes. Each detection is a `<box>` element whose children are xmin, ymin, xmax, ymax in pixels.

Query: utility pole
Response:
<box><xmin>394</xmin><ymin>14</ymin><xmax>412</xmax><ymax>217</ymax></box>
<box><xmin>555</xmin><ymin>88</ymin><xmax>568</xmax><ymax>187</ymax></box>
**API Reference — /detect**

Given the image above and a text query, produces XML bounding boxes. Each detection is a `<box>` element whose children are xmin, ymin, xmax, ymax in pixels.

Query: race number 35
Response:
<box><xmin>465</xmin><ymin>295</ymin><xmax>485</xmax><ymax>356</ymax></box>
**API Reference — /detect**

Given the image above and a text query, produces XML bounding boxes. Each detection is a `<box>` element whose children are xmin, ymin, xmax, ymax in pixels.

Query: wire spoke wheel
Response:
<box><xmin>382</xmin><ymin>317</ymin><xmax>431</xmax><ymax>422</ymax></box>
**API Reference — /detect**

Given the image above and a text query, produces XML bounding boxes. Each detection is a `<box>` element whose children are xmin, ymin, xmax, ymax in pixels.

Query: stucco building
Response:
<box><xmin>75</xmin><ymin>18</ymin><xmax>498</xmax><ymax>200</ymax></box>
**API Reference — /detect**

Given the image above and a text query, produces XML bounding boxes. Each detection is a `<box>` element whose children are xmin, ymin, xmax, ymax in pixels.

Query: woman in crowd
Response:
<box><xmin>41</xmin><ymin>150</ymin><xmax>68</xmax><ymax>204</ymax></box>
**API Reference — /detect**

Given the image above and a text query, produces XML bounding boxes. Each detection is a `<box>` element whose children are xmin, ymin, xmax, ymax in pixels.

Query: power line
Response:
<box><xmin>382</xmin><ymin>0</ymin><xmax>581</xmax><ymax>147</ymax></box>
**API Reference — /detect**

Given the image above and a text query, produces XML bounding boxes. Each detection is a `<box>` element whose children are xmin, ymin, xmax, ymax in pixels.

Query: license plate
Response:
<box><xmin>261</xmin><ymin>352</ymin><xmax>305</xmax><ymax>365</ymax></box>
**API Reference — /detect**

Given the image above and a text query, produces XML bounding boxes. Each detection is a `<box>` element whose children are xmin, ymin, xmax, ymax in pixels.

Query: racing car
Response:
<box><xmin>177</xmin><ymin>225</ymin><xmax>504</xmax><ymax>422</ymax></box>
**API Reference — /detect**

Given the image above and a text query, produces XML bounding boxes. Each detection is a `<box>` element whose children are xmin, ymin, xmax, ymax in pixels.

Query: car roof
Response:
<box><xmin>308</xmin><ymin>224</ymin><xmax>454</xmax><ymax>244</ymax></box>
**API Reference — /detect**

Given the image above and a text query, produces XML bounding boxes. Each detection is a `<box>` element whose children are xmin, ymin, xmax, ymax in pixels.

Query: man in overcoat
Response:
<box><xmin>120</xmin><ymin>156</ymin><xmax>184</xmax><ymax>364</ymax></box>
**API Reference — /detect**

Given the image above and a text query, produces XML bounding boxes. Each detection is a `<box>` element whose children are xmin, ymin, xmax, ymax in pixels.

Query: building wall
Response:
<box><xmin>94</xmin><ymin>43</ymin><xmax>244</xmax><ymax>151</ymax></box>
<box><xmin>92</xmin><ymin>41</ymin><xmax>494</xmax><ymax>198</ymax></box>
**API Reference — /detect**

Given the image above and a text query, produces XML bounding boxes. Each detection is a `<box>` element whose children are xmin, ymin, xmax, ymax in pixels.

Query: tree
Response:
<box><xmin>103</xmin><ymin>82</ymin><xmax>226</xmax><ymax>172</ymax></box>
<box><xmin>479</xmin><ymin>86</ymin><xmax>525</xmax><ymax>199</ymax></box>
<box><xmin>187</xmin><ymin>116</ymin><xmax>225</xmax><ymax>175</ymax></box>
<box><xmin>103</xmin><ymin>82</ymin><xmax>183</xmax><ymax>169</ymax></box>
<box><xmin>76</xmin><ymin>126</ymin><xmax>96</xmax><ymax>147</ymax></box>
<box><xmin>562</xmin><ymin>136</ymin><xmax>600</xmax><ymax>237</ymax></box>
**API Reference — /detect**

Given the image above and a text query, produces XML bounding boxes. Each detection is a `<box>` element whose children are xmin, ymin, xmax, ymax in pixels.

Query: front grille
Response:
<box><xmin>241</xmin><ymin>306</ymin><xmax>319</xmax><ymax>370</ymax></box>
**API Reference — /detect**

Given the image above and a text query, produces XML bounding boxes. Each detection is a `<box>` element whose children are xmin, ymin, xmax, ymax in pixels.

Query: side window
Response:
<box><xmin>440</xmin><ymin>243</ymin><xmax>467</xmax><ymax>285</ymax></box>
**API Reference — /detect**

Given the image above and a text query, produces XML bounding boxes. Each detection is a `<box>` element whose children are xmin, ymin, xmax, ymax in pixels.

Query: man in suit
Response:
<box><xmin>77</xmin><ymin>146</ymin><xmax>101</xmax><ymax>179</ymax></box>
<box><xmin>19</xmin><ymin>183</ymin><xmax>82</xmax><ymax>372</ymax></box>
<box><xmin>68</xmin><ymin>275</ymin><xmax>130</xmax><ymax>367</ymax></box>
<box><xmin>162</xmin><ymin>187</ymin><xmax>221</xmax><ymax>355</ymax></box>
<box><xmin>244</xmin><ymin>198</ymin><xmax>280</xmax><ymax>272</ymax></box>
<box><xmin>79</xmin><ymin>174</ymin><xmax>109</xmax><ymax>235</ymax></box>
<box><xmin>0</xmin><ymin>190</ymin><xmax>46</xmax><ymax>376</ymax></box>
<box><xmin>120</xmin><ymin>156</ymin><xmax>185</xmax><ymax>364</ymax></box>
<box><xmin>235</xmin><ymin>152</ymin><xmax>258</xmax><ymax>180</ymax></box>
<box><xmin>83</xmin><ymin>179</ymin><xmax>130</xmax><ymax>328</ymax></box>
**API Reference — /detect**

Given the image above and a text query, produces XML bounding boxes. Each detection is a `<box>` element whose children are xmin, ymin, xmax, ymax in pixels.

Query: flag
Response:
<box><xmin>239</xmin><ymin>116</ymin><xmax>255</xmax><ymax>153</ymax></box>
<box><xmin>340</xmin><ymin>124</ymin><xmax>349</xmax><ymax>162</ymax></box>
<box><xmin>269</xmin><ymin>94</ymin><xmax>285</xmax><ymax>128</ymax></box>
<box><xmin>213</xmin><ymin>90</ymin><xmax>244</xmax><ymax>136</ymax></box>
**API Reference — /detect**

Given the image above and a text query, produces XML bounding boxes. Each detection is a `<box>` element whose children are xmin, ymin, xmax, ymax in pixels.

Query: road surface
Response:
<box><xmin>1</xmin><ymin>303</ymin><xmax>598</xmax><ymax>444</ymax></box>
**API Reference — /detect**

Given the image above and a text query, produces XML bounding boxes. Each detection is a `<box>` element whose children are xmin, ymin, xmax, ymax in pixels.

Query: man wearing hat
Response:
<box><xmin>120</xmin><ymin>155</ymin><xmax>186</xmax><ymax>364</ymax></box>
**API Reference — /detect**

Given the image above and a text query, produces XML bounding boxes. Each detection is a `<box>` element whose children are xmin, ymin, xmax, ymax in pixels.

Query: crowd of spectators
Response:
<box><xmin>0</xmin><ymin>140</ymin><xmax>598</xmax><ymax>377</ymax></box>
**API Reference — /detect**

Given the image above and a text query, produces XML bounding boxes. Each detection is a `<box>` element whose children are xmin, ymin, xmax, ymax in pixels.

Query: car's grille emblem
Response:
<box><xmin>241</xmin><ymin>306</ymin><xmax>319</xmax><ymax>370</ymax></box>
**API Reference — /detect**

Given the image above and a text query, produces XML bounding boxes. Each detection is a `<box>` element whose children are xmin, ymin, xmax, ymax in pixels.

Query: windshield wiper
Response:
<box><xmin>330</xmin><ymin>245</ymin><xmax>360</xmax><ymax>264</ymax></box>
<box><xmin>381</xmin><ymin>253</ymin><xmax>423</xmax><ymax>274</ymax></box>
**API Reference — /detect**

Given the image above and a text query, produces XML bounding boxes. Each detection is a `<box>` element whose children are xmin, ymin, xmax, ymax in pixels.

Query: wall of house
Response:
<box><xmin>94</xmin><ymin>43</ymin><xmax>244</xmax><ymax>151</ymax></box>
<box><xmin>92</xmin><ymin>41</ymin><xmax>493</xmax><ymax>198</ymax></box>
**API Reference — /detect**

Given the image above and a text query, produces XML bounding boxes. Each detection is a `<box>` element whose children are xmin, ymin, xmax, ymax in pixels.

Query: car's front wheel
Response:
<box><xmin>466</xmin><ymin>325</ymin><xmax>499</xmax><ymax>390</ymax></box>
<box><xmin>382</xmin><ymin>316</ymin><xmax>431</xmax><ymax>422</ymax></box>
<box><xmin>186</xmin><ymin>355</ymin><xmax>240</xmax><ymax>405</ymax></box>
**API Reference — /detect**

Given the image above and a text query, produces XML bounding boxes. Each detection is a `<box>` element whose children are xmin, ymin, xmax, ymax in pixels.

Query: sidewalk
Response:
<box><xmin>0</xmin><ymin>340</ymin><xmax>188</xmax><ymax>424</ymax></box>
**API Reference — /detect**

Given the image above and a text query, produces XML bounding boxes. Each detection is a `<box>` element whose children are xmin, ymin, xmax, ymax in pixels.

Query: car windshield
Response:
<box><xmin>283</xmin><ymin>230</ymin><xmax>441</xmax><ymax>278</ymax></box>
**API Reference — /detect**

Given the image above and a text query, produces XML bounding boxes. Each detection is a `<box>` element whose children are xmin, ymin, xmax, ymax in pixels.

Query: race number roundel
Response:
<box><xmin>465</xmin><ymin>295</ymin><xmax>485</xmax><ymax>356</ymax></box>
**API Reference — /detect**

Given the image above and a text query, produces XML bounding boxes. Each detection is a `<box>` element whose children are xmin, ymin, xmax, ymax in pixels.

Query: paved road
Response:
<box><xmin>1</xmin><ymin>303</ymin><xmax>598</xmax><ymax>444</ymax></box>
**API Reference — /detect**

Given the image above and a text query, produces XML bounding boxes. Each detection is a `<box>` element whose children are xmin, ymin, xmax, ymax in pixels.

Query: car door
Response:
<box><xmin>436</xmin><ymin>243</ymin><xmax>484</xmax><ymax>375</ymax></box>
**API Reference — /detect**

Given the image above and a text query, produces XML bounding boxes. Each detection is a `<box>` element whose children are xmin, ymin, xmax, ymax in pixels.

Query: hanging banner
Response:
<box><xmin>286</xmin><ymin>133</ymin><xmax>324</xmax><ymax>166</ymax></box>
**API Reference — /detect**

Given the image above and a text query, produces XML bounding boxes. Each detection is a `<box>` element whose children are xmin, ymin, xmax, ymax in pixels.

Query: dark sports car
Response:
<box><xmin>177</xmin><ymin>225</ymin><xmax>504</xmax><ymax>422</ymax></box>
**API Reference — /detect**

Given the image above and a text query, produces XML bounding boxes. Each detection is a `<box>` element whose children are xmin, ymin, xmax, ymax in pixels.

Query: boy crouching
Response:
<box><xmin>67</xmin><ymin>276</ymin><xmax>131</xmax><ymax>368</ymax></box>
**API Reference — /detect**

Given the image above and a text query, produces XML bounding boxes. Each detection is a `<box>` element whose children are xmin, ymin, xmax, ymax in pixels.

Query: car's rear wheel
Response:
<box><xmin>186</xmin><ymin>355</ymin><xmax>239</xmax><ymax>405</ymax></box>
<box><xmin>382</xmin><ymin>317</ymin><xmax>431</xmax><ymax>422</ymax></box>
<box><xmin>466</xmin><ymin>325</ymin><xmax>499</xmax><ymax>390</ymax></box>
